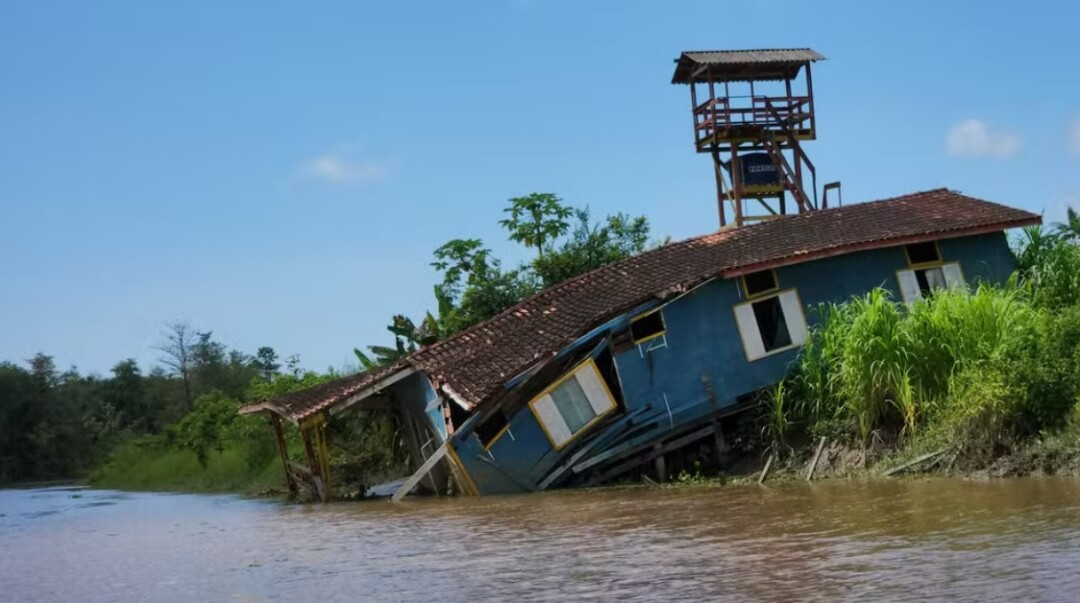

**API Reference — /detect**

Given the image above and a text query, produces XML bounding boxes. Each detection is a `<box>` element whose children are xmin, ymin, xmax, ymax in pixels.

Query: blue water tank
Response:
<box><xmin>724</xmin><ymin>152</ymin><xmax>779</xmax><ymax>187</ymax></box>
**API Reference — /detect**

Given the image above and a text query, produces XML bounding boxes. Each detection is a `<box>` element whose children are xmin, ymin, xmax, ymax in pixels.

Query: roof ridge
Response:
<box><xmin>683</xmin><ymin>47</ymin><xmax>817</xmax><ymax>54</ymax></box>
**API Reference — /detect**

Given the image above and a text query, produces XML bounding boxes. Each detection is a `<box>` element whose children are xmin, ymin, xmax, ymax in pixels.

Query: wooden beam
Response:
<box><xmin>391</xmin><ymin>442</ymin><xmax>449</xmax><ymax>502</ymax></box>
<box><xmin>806</xmin><ymin>437</ymin><xmax>827</xmax><ymax>481</ymax></box>
<box><xmin>586</xmin><ymin>424</ymin><xmax>716</xmax><ymax>486</ymax></box>
<box><xmin>328</xmin><ymin>366</ymin><xmax>417</xmax><ymax>417</ymax></box>
<box><xmin>758</xmin><ymin>453</ymin><xmax>775</xmax><ymax>484</ymax></box>
<box><xmin>300</xmin><ymin>427</ymin><xmax>325</xmax><ymax>501</ymax></box>
<box><xmin>884</xmin><ymin>448</ymin><xmax>949</xmax><ymax>477</ymax></box>
<box><xmin>315</xmin><ymin>424</ymin><xmax>332</xmax><ymax>500</ymax></box>
<box><xmin>269</xmin><ymin>415</ymin><xmax>296</xmax><ymax>495</ymax></box>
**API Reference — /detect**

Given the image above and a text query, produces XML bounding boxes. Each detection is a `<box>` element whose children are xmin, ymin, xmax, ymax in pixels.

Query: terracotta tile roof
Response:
<box><xmin>239</xmin><ymin>360</ymin><xmax>408</xmax><ymax>422</ymax></box>
<box><xmin>672</xmin><ymin>48</ymin><xmax>824</xmax><ymax>84</ymax></box>
<box><xmin>246</xmin><ymin>188</ymin><xmax>1038</xmax><ymax>422</ymax></box>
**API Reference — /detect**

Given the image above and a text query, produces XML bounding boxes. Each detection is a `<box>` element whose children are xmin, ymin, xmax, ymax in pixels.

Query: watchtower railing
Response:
<box><xmin>693</xmin><ymin>95</ymin><xmax>813</xmax><ymax>148</ymax></box>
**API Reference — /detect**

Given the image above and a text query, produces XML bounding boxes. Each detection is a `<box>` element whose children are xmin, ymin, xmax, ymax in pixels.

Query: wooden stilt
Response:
<box><xmin>301</xmin><ymin>427</ymin><xmax>326</xmax><ymax>502</ymax></box>
<box><xmin>758</xmin><ymin>453</ymin><xmax>775</xmax><ymax>484</ymax></box>
<box><xmin>269</xmin><ymin>415</ymin><xmax>296</xmax><ymax>495</ymax></box>
<box><xmin>315</xmin><ymin>424</ymin><xmax>332</xmax><ymax>500</ymax></box>
<box><xmin>806</xmin><ymin>437</ymin><xmax>827</xmax><ymax>481</ymax></box>
<box><xmin>653</xmin><ymin>444</ymin><xmax>667</xmax><ymax>482</ymax></box>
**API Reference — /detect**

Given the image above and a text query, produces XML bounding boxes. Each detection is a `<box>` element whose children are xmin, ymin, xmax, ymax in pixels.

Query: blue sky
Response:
<box><xmin>2</xmin><ymin>0</ymin><xmax>1078</xmax><ymax>375</ymax></box>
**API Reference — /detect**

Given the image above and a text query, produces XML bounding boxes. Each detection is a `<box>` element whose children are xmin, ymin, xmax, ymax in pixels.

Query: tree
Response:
<box><xmin>103</xmin><ymin>359</ymin><xmax>145</xmax><ymax>430</ymax></box>
<box><xmin>354</xmin><ymin>314</ymin><xmax>444</xmax><ymax>370</ymax></box>
<box><xmin>430</xmin><ymin>238</ymin><xmax>535</xmax><ymax>334</ymax></box>
<box><xmin>531</xmin><ymin>208</ymin><xmax>652</xmax><ymax>288</ymax></box>
<box><xmin>1055</xmin><ymin>207</ymin><xmax>1080</xmax><ymax>242</ymax></box>
<box><xmin>157</xmin><ymin>321</ymin><xmax>197</xmax><ymax>410</ymax></box>
<box><xmin>499</xmin><ymin>193</ymin><xmax>572</xmax><ymax>258</ymax></box>
<box><xmin>252</xmin><ymin>347</ymin><xmax>281</xmax><ymax>381</ymax></box>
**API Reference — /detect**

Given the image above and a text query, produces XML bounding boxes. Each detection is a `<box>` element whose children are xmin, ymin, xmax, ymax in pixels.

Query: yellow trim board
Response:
<box><xmin>741</xmin><ymin>268</ymin><xmax>780</xmax><ymax>299</ymax></box>
<box><xmin>481</xmin><ymin>420</ymin><xmax>511</xmax><ymax>452</ymax></box>
<box><xmin>629</xmin><ymin>308</ymin><xmax>667</xmax><ymax>345</ymax></box>
<box><xmin>903</xmin><ymin>240</ymin><xmax>943</xmax><ymax>267</ymax></box>
<box><xmin>527</xmin><ymin>357</ymin><xmax>619</xmax><ymax>452</ymax></box>
<box><xmin>446</xmin><ymin>444</ymin><xmax>479</xmax><ymax>496</ymax></box>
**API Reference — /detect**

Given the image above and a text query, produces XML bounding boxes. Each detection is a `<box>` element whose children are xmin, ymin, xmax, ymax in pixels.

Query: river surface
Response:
<box><xmin>2</xmin><ymin>478</ymin><xmax>1080</xmax><ymax>602</ymax></box>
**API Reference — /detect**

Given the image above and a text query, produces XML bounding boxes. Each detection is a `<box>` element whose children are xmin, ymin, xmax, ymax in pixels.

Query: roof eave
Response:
<box><xmin>722</xmin><ymin>217</ymin><xmax>1041</xmax><ymax>278</ymax></box>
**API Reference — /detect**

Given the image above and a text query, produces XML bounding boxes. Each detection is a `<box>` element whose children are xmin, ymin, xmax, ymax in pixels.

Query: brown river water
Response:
<box><xmin>2</xmin><ymin>478</ymin><xmax>1080</xmax><ymax>602</ymax></box>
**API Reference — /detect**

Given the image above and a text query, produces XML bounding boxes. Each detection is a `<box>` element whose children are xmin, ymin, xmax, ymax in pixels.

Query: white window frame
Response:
<box><xmin>527</xmin><ymin>358</ymin><xmax>618</xmax><ymax>451</ymax></box>
<box><xmin>897</xmin><ymin>262</ymin><xmax>965</xmax><ymax>304</ymax></box>
<box><xmin>733</xmin><ymin>288</ymin><xmax>808</xmax><ymax>362</ymax></box>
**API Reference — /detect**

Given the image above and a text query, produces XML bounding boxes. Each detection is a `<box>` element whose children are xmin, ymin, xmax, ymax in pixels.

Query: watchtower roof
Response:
<box><xmin>671</xmin><ymin>48</ymin><xmax>825</xmax><ymax>84</ymax></box>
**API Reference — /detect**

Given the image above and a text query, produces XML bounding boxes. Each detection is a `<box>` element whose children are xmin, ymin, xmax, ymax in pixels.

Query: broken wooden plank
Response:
<box><xmin>883</xmin><ymin>448</ymin><xmax>949</xmax><ymax>477</ymax></box>
<box><xmin>391</xmin><ymin>442</ymin><xmax>449</xmax><ymax>502</ymax></box>
<box><xmin>758</xmin><ymin>453</ymin><xmax>775</xmax><ymax>484</ymax></box>
<box><xmin>806</xmin><ymin>436</ymin><xmax>827</xmax><ymax>481</ymax></box>
<box><xmin>586</xmin><ymin>424</ymin><xmax>716</xmax><ymax>486</ymax></box>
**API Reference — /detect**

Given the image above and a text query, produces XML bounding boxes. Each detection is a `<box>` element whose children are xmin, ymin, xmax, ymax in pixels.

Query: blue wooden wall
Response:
<box><xmin>449</xmin><ymin>232</ymin><xmax>1016</xmax><ymax>494</ymax></box>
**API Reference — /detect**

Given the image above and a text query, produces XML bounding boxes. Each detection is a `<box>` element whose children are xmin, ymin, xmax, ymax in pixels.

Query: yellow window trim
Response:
<box><xmin>630</xmin><ymin>308</ymin><xmax>666</xmax><ymax>345</ymax></box>
<box><xmin>741</xmin><ymin>268</ymin><xmax>780</xmax><ymax>299</ymax></box>
<box><xmin>446</xmin><ymin>444</ymin><xmax>480</xmax><ymax>496</ymax></box>
<box><xmin>527</xmin><ymin>357</ymin><xmax>619</xmax><ymax>452</ymax></box>
<box><xmin>481</xmin><ymin>420</ymin><xmax>512</xmax><ymax>452</ymax></box>
<box><xmin>903</xmin><ymin>240</ymin><xmax>944</xmax><ymax>268</ymax></box>
<box><xmin>732</xmin><ymin>288</ymin><xmax>807</xmax><ymax>363</ymax></box>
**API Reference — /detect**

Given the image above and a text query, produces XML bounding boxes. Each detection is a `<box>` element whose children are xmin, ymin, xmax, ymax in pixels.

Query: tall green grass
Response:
<box><xmin>90</xmin><ymin>438</ymin><xmax>283</xmax><ymax>493</ymax></box>
<box><xmin>778</xmin><ymin>273</ymin><xmax>1080</xmax><ymax>464</ymax></box>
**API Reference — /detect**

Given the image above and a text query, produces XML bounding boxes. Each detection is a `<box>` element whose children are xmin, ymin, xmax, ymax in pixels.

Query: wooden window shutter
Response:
<box><xmin>897</xmin><ymin>269</ymin><xmax>922</xmax><ymax>304</ymax></box>
<box><xmin>734</xmin><ymin>302</ymin><xmax>766</xmax><ymax>361</ymax></box>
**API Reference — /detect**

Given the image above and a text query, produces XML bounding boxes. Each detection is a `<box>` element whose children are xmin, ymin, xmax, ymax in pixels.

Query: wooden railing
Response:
<box><xmin>694</xmin><ymin>95</ymin><xmax>813</xmax><ymax>147</ymax></box>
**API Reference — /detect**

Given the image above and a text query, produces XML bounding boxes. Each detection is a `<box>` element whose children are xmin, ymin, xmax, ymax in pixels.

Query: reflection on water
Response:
<box><xmin>2</xmin><ymin>478</ymin><xmax>1080</xmax><ymax>602</ymax></box>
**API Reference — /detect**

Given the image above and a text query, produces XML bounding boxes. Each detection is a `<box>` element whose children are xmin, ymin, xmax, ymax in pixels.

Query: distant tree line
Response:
<box><xmin>0</xmin><ymin>324</ymin><xmax>300</xmax><ymax>484</ymax></box>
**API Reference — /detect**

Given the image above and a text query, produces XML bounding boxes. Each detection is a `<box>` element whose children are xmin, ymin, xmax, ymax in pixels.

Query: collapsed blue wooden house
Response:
<box><xmin>239</xmin><ymin>49</ymin><xmax>1040</xmax><ymax>499</ymax></box>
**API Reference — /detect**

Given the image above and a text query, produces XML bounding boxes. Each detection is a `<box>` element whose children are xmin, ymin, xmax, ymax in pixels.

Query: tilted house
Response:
<box><xmin>240</xmin><ymin>189</ymin><xmax>1039</xmax><ymax>498</ymax></box>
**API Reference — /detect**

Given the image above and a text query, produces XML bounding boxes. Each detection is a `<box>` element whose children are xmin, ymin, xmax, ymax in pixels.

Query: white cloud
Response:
<box><xmin>302</xmin><ymin>151</ymin><xmax>393</xmax><ymax>184</ymax></box>
<box><xmin>1068</xmin><ymin>117</ymin><xmax>1080</xmax><ymax>155</ymax></box>
<box><xmin>946</xmin><ymin>119</ymin><xmax>1021</xmax><ymax>158</ymax></box>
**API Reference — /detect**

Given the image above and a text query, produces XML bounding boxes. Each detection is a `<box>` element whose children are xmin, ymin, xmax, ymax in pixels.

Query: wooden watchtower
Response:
<box><xmin>672</xmin><ymin>48</ymin><xmax>838</xmax><ymax>228</ymax></box>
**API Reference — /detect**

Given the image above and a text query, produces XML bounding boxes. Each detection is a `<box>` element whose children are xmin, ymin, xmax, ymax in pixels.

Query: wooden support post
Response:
<box><xmin>653</xmin><ymin>444</ymin><xmax>666</xmax><ymax>483</ymax></box>
<box><xmin>806</xmin><ymin>436</ymin><xmax>827</xmax><ymax>481</ymax></box>
<box><xmin>730</xmin><ymin>143</ymin><xmax>743</xmax><ymax>226</ymax></box>
<box><xmin>690</xmin><ymin>83</ymin><xmax>699</xmax><ymax>144</ymax></box>
<box><xmin>301</xmin><ymin>426</ymin><xmax>325</xmax><ymax>502</ymax></box>
<box><xmin>714</xmin><ymin>428</ymin><xmax>729</xmax><ymax>468</ymax></box>
<box><xmin>758</xmin><ymin>453</ymin><xmax>775</xmax><ymax>485</ymax></box>
<box><xmin>805</xmin><ymin>62</ymin><xmax>816</xmax><ymax>135</ymax></box>
<box><xmin>269</xmin><ymin>415</ymin><xmax>296</xmax><ymax>495</ymax></box>
<box><xmin>711</xmin><ymin>147</ymin><xmax>727</xmax><ymax>227</ymax></box>
<box><xmin>392</xmin><ymin>442</ymin><xmax>449</xmax><ymax>502</ymax></box>
<box><xmin>315</xmin><ymin>424</ymin><xmax>332</xmax><ymax>500</ymax></box>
